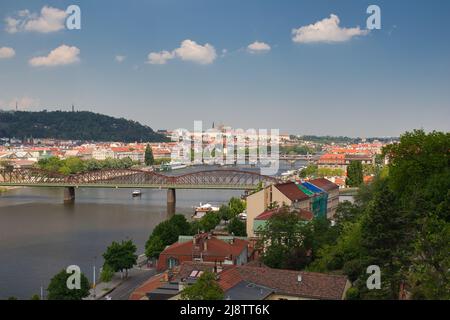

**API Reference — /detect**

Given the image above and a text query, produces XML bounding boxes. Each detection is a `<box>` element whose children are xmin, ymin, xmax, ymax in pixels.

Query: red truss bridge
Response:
<box><xmin>0</xmin><ymin>168</ymin><xmax>279</xmax><ymax>210</ymax></box>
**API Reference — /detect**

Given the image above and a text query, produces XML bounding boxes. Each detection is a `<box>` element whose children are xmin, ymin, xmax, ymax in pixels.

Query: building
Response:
<box><xmin>130</xmin><ymin>261</ymin><xmax>350</xmax><ymax>300</ymax></box>
<box><xmin>157</xmin><ymin>233</ymin><xmax>249</xmax><ymax>271</ymax></box>
<box><xmin>217</xmin><ymin>264</ymin><xmax>351</xmax><ymax>300</ymax></box>
<box><xmin>253</xmin><ymin>207</ymin><xmax>313</xmax><ymax>237</ymax></box>
<box><xmin>308</xmin><ymin>178</ymin><xmax>340</xmax><ymax>219</ymax></box>
<box><xmin>318</xmin><ymin>153</ymin><xmax>375</xmax><ymax>172</ymax></box>
<box><xmin>246</xmin><ymin>182</ymin><xmax>313</xmax><ymax>238</ymax></box>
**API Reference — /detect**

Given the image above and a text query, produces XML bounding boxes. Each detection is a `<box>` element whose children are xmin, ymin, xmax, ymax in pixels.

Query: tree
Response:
<box><xmin>181</xmin><ymin>271</ymin><xmax>224</xmax><ymax>300</ymax></box>
<box><xmin>145</xmin><ymin>235</ymin><xmax>165</xmax><ymax>259</ymax></box>
<box><xmin>227</xmin><ymin>217</ymin><xmax>247</xmax><ymax>236</ymax></box>
<box><xmin>359</xmin><ymin>179</ymin><xmax>409</xmax><ymax>299</ymax></box>
<box><xmin>228</xmin><ymin>197</ymin><xmax>245</xmax><ymax>216</ymax></box>
<box><xmin>300</xmin><ymin>164</ymin><xmax>318</xmax><ymax>178</ymax></box>
<box><xmin>100</xmin><ymin>264</ymin><xmax>115</xmax><ymax>283</ymax></box>
<box><xmin>102</xmin><ymin>239</ymin><xmax>137</xmax><ymax>278</ymax></box>
<box><xmin>218</xmin><ymin>204</ymin><xmax>233</xmax><ymax>221</ymax></box>
<box><xmin>257</xmin><ymin>208</ymin><xmax>313</xmax><ymax>270</ymax></box>
<box><xmin>47</xmin><ymin>269</ymin><xmax>90</xmax><ymax>300</ymax></box>
<box><xmin>145</xmin><ymin>215</ymin><xmax>193</xmax><ymax>258</ymax></box>
<box><xmin>31</xmin><ymin>294</ymin><xmax>40</xmax><ymax>300</ymax></box>
<box><xmin>144</xmin><ymin>144</ymin><xmax>154</xmax><ymax>166</ymax></box>
<box><xmin>346</xmin><ymin>161</ymin><xmax>363</xmax><ymax>187</ymax></box>
<box><xmin>199</xmin><ymin>212</ymin><xmax>221</xmax><ymax>232</ymax></box>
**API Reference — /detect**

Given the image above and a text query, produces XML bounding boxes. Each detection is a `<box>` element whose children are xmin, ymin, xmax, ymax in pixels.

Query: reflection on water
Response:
<box><xmin>0</xmin><ymin>187</ymin><xmax>242</xmax><ymax>299</ymax></box>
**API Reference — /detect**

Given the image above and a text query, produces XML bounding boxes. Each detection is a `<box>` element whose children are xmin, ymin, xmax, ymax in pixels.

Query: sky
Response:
<box><xmin>0</xmin><ymin>0</ymin><xmax>449</xmax><ymax>137</ymax></box>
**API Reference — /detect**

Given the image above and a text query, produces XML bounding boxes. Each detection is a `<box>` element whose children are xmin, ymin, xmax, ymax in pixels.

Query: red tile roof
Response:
<box><xmin>218</xmin><ymin>265</ymin><xmax>349</xmax><ymax>300</ymax></box>
<box><xmin>255</xmin><ymin>207</ymin><xmax>313</xmax><ymax>221</ymax></box>
<box><xmin>160</xmin><ymin>235</ymin><xmax>248</xmax><ymax>260</ymax></box>
<box><xmin>274</xmin><ymin>182</ymin><xmax>309</xmax><ymax>202</ymax></box>
<box><xmin>129</xmin><ymin>273</ymin><xmax>165</xmax><ymax>300</ymax></box>
<box><xmin>309</xmin><ymin>178</ymin><xmax>339</xmax><ymax>191</ymax></box>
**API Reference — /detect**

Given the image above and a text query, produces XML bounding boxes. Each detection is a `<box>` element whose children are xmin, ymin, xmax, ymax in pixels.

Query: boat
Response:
<box><xmin>238</xmin><ymin>212</ymin><xmax>247</xmax><ymax>221</ymax></box>
<box><xmin>192</xmin><ymin>203</ymin><xmax>220</xmax><ymax>219</ymax></box>
<box><xmin>132</xmin><ymin>190</ymin><xmax>142</xmax><ymax>197</ymax></box>
<box><xmin>169</xmin><ymin>162</ymin><xmax>188</xmax><ymax>170</ymax></box>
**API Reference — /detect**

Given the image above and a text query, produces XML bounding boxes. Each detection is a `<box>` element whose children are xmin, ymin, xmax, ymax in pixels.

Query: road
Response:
<box><xmin>103</xmin><ymin>268</ymin><xmax>156</xmax><ymax>300</ymax></box>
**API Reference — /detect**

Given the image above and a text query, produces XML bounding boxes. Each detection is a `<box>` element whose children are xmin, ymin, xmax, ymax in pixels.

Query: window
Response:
<box><xmin>167</xmin><ymin>257</ymin><xmax>179</xmax><ymax>268</ymax></box>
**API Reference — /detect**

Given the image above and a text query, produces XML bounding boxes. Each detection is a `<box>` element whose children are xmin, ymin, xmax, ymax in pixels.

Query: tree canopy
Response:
<box><xmin>47</xmin><ymin>269</ymin><xmax>90</xmax><ymax>300</ymax></box>
<box><xmin>310</xmin><ymin>130</ymin><xmax>450</xmax><ymax>300</ymax></box>
<box><xmin>180</xmin><ymin>271</ymin><xmax>224</xmax><ymax>300</ymax></box>
<box><xmin>102</xmin><ymin>239</ymin><xmax>137</xmax><ymax>277</ymax></box>
<box><xmin>0</xmin><ymin>110</ymin><xmax>167</xmax><ymax>142</ymax></box>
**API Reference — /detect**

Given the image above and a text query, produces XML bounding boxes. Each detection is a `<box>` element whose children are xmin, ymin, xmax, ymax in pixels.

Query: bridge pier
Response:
<box><xmin>167</xmin><ymin>188</ymin><xmax>176</xmax><ymax>217</ymax></box>
<box><xmin>64</xmin><ymin>187</ymin><xmax>75</xmax><ymax>204</ymax></box>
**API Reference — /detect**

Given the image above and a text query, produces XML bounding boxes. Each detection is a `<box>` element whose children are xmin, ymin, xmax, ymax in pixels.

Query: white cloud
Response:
<box><xmin>147</xmin><ymin>39</ymin><xmax>217</xmax><ymax>65</ymax></box>
<box><xmin>29</xmin><ymin>45</ymin><xmax>80</xmax><ymax>67</ymax></box>
<box><xmin>174</xmin><ymin>40</ymin><xmax>217</xmax><ymax>64</ymax></box>
<box><xmin>147</xmin><ymin>50</ymin><xmax>175</xmax><ymax>65</ymax></box>
<box><xmin>0</xmin><ymin>47</ymin><xmax>15</xmax><ymax>59</ymax></box>
<box><xmin>5</xmin><ymin>6</ymin><xmax>67</xmax><ymax>34</ymax></box>
<box><xmin>115</xmin><ymin>55</ymin><xmax>126</xmax><ymax>63</ymax></box>
<box><xmin>247</xmin><ymin>41</ymin><xmax>271</xmax><ymax>54</ymax></box>
<box><xmin>292</xmin><ymin>14</ymin><xmax>369</xmax><ymax>44</ymax></box>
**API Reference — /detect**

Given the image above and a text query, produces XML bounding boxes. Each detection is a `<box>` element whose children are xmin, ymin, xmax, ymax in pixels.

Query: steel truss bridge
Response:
<box><xmin>0</xmin><ymin>168</ymin><xmax>279</xmax><ymax>190</ymax></box>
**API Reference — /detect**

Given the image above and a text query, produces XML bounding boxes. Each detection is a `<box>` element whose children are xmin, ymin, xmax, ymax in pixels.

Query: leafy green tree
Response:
<box><xmin>346</xmin><ymin>161</ymin><xmax>363</xmax><ymax>187</ymax></box>
<box><xmin>145</xmin><ymin>215</ymin><xmax>193</xmax><ymax>258</ymax></box>
<box><xmin>100</xmin><ymin>264</ymin><xmax>115</xmax><ymax>283</ymax></box>
<box><xmin>64</xmin><ymin>157</ymin><xmax>85</xmax><ymax>173</ymax></box>
<box><xmin>257</xmin><ymin>208</ymin><xmax>312</xmax><ymax>270</ymax></box>
<box><xmin>47</xmin><ymin>269</ymin><xmax>90</xmax><ymax>300</ymax></box>
<box><xmin>31</xmin><ymin>294</ymin><xmax>40</xmax><ymax>300</ymax></box>
<box><xmin>359</xmin><ymin>179</ymin><xmax>409</xmax><ymax>299</ymax></box>
<box><xmin>144</xmin><ymin>144</ymin><xmax>154</xmax><ymax>166</ymax></box>
<box><xmin>408</xmin><ymin>213</ymin><xmax>450</xmax><ymax>299</ymax></box>
<box><xmin>181</xmin><ymin>271</ymin><xmax>224</xmax><ymax>300</ymax></box>
<box><xmin>145</xmin><ymin>235</ymin><xmax>165</xmax><ymax>259</ymax></box>
<box><xmin>218</xmin><ymin>204</ymin><xmax>233</xmax><ymax>221</ymax></box>
<box><xmin>227</xmin><ymin>217</ymin><xmax>247</xmax><ymax>236</ymax></box>
<box><xmin>199</xmin><ymin>212</ymin><xmax>221</xmax><ymax>232</ymax></box>
<box><xmin>102</xmin><ymin>239</ymin><xmax>137</xmax><ymax>278</ymax></box>
<box><xmin>299</xmin><ymin>164</ymin><xmax>318</xmax><ymax>178</ymax></box>
<box><xmin>228</xmin><ymin>197</ymin><xmax>245</xmax><ymax>216</ymax></box>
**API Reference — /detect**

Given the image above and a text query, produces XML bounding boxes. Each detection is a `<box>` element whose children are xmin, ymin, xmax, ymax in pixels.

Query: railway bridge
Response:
<box><xmin>0</xmin><ymin>168</ymin><xmax>279</xmax><ymax>214</ymax></box>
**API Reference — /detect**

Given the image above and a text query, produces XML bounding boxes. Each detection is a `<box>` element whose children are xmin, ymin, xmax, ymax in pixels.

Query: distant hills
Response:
<box><xmin>0</xmin><ymin>110</ymin><xmax>168</xmax><ymax>142</ymax></box>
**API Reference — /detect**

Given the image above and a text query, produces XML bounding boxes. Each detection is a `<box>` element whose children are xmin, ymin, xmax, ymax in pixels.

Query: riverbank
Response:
<box><xmin>0</xmin><ymin>186</ymin><xmax>20</xmax><ymax>193</ymax></box>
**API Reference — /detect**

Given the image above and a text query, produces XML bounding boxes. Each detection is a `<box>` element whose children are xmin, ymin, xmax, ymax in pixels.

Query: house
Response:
<box><xmin>130</xmin><ymin>260</ymin><xmax>350</xmax><ymax>301</ymax></box>
<box><xmin>217</xmin><ymin>264</ymin><xmax>351</xmax><ymax>300</ymax></box>
<box><xmin>318</xmin><ymin>153</ymin><xmax>375</xmax><ymax>172</ymax></box>
<box><xmin>253</xmin><ymin>207</ymin><xmax>313</xmax><ymax>237</ymax></box>
<box><xmin>308</xmin><ymin>178</ymin><xmax>340</xmax><ymax>219</ymax></box>
<box><xmin>246</xmin><ymin>182</ymin><xmax>316</xmax><ymax>238</ymax></box>
<box><xmin>111</xmin><ymin>147</ymin><xmax>145</xmax><ymax>163</ymax></box>
<box><xmin>157</xmin><ymin>233</ymin><xmax>249</xmax><ymax>271</ymax></box>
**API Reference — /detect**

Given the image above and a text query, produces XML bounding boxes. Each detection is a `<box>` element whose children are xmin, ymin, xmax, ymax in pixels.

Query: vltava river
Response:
<box><xmin>0</xmin><ymin>186</ymin><xmax>242</xmax><ymax>299</ymax></box>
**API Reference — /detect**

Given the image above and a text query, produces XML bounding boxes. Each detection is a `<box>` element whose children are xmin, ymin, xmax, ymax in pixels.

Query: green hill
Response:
<box><xmin>0</xmin><ymin>110</ymin><xmax>168</xmax><ymax>142</ymax></box>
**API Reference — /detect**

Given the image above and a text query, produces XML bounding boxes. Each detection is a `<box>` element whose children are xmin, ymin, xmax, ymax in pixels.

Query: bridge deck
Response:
<box><xmin>0</xmin><ymin>182</ymin><xmax>257</xmax><ymax>190</ymax></box>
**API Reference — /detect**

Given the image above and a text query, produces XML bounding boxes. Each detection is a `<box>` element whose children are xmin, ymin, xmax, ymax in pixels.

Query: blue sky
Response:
<box><xmin>0</xmin><ymin>0</ymin><xmax>449</xmax><ymax>137</ymax></box>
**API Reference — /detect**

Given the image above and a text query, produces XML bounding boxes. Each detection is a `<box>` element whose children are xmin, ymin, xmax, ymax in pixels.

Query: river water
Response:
<box><xmin>0</xmin><ymin>162</ymin><xmax>306</xmax><ymax>299</ymax></box>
